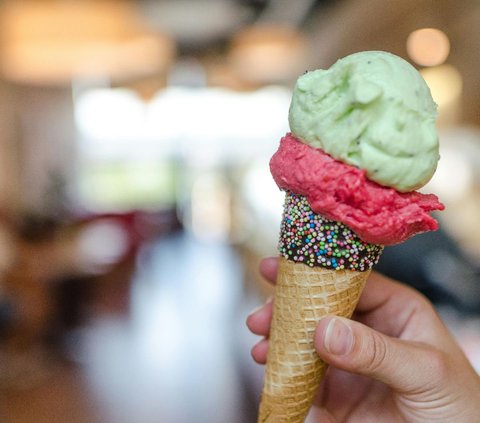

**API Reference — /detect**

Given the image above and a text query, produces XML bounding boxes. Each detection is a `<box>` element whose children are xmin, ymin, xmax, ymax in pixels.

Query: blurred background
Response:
<box><xmin>0</xmin><ymin>0</ymin><xmax>479</xmax><ymax>422</ymax></box>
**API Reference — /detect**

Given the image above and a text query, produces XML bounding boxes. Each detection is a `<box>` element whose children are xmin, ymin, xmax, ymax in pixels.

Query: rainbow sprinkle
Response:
<box><xmin>279</xmin><ymin>192</ymin><xmax>383</xmax><ymax>271</ymax></box>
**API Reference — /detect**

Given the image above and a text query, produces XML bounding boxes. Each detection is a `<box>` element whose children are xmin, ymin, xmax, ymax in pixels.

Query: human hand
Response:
<box><xmin>247</xmin><ymin>257</ymin><xmax>480</xmax><ymax>422</ymax></box>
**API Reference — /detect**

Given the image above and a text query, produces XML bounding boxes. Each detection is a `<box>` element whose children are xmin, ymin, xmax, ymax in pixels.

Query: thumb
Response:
<box><xmin>315</xmin><ymin>316</ymin><xmax>442</xmax><ymax>394</ymax></box>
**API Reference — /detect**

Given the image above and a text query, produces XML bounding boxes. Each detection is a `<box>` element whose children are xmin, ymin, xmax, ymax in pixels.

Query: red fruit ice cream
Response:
<box><xmin>270</xmin><ymin>133</ymin><xmax>444</xmax><ymax>246</ymax></box>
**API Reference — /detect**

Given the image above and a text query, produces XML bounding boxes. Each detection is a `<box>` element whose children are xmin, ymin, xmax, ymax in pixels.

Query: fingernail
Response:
<box><xmin>324</xmin><ymin>318</ymin><xmax>354</xmax><ymax>356</ymax></box>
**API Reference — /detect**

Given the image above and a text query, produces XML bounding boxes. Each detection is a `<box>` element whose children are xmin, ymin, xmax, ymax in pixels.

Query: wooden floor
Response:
<box><xmin>3</xmin><ymin>232</ymin><xmax>264</xmax><ymax>423</ymax></box>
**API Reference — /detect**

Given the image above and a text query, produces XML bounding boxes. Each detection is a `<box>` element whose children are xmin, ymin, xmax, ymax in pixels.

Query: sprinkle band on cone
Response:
<box><xmin>279</xmin><ymin>192</ymin><xmax>383</xmax><ymax>271</ymax></box>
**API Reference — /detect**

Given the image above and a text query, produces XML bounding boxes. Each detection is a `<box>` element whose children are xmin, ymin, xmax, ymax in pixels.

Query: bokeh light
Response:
<box><xmin>407</xmin><ymin>28</ymin><xmax>450</xmax><ymax>67</ymax></box>
<box><xmin>421</xmin><ymin>64</ymin><xmax>462</xmax><ymax>108</ymax></box>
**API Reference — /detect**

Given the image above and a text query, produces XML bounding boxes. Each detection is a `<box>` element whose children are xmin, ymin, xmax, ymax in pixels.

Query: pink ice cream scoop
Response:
<box><xmin>270</xmin><ymin>133</ymin><xmax>444</xmax><ymax>245</ymax></box>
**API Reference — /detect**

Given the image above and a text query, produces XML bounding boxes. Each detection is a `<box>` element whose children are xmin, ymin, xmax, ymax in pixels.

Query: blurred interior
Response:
<box><xmin>0</xmin><ymin>0</ymin><xmax>480</xmax><ymax>422</ymax></box>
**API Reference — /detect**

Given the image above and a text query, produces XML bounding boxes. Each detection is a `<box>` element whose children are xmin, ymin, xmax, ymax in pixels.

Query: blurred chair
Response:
<box><xmin>376</xmin><ymin>226</ymin><xmax>480</xmax><ymax>314</ymax></box>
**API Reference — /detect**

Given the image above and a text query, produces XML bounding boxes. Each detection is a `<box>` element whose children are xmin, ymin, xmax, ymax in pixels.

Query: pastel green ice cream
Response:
<box><xmin>288</xmin><ymin>51</ymin><xmax>439</xmax><ymax>192</ymax></box>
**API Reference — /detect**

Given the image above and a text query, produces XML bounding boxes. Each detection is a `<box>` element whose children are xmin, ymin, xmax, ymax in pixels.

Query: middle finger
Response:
<box><xmin>246</xmin><ymin>297</ymin><xmax>274</xmax><ymax>336</ymax></box>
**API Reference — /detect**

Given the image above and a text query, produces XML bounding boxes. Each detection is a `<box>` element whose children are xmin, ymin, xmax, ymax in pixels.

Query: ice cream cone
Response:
<box><xmin>258</xmin><ymin>257</ymin><xmax>369</xmax><ymax>422</ymax></box>
<box><xmin>258</xmin><ymin>192</ymin><xmax>382</xmax><ymax>422</ymax></box>
<box><xmin>258</xmin><ymin>51</ymin><xmax>444</xmax><ymax>422</ymax></box>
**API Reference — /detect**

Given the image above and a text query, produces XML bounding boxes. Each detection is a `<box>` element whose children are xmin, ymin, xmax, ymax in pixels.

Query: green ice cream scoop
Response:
<box><xmin>288</xmin><ymin>51</ymin><xmax>439</xmax><ymax>192</ymax></box>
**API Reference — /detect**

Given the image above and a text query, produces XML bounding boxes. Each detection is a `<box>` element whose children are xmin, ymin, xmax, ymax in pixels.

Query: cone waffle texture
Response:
<box><xmin>258</xmin><ymin>257</ymin><xmax>370</xmax><ymax>422</ymax></box>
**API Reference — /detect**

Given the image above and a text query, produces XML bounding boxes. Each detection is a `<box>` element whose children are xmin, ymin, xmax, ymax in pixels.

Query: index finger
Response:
<box><xmin>260</xmin><ymin>258</ymin><xmax>418</xmax><ymax>313</ymax></box>
<box><xmin>356</xmin><ymin>271</ymin><xmax>418</xmax><ymax>313</ymax></box>
<box><xmin>261</xmin><ymin>258</ymin><xmax>414</xmax><ymax>308</ymax></box>
<box><xmin>355</xmin><ymin>271</ymin><xmax>438</xmax><ymax>338</ymax></box>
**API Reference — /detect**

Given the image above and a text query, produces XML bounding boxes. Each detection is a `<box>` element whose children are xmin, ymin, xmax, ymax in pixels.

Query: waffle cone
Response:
<box><xmin>258</xmin><ymin>257</ymin><xmax>369</xmax><ymax>422</ymax></box>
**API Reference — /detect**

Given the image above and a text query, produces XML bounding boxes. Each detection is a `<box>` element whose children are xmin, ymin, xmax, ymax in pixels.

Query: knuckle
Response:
<box><xmin>426</xmin><ymin>349</ymin><xmax>450</xmax><ymax>381</ymax></box>
<box><xmin>363</xmin><ymin>330</ymin><xmax>389</xmax><ymax>374</ymax></box>
<box><xmin>408</xmin><ymin>289</ymin><xmax>436</xmax><ymax>316</ymax></box>
<box><xmin>414</xmin><ymin>294</ymin><xmax>435</xmax><ymax>314</ymax></box>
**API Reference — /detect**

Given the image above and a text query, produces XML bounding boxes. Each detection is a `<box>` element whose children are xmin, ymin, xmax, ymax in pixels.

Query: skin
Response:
<box><xmin>247</xmin><ymin>257</ymin><xmax>480</xmax><ymax>422</ymax></box>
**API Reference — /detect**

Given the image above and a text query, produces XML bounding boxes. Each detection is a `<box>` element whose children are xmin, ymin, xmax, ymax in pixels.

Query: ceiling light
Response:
<box><xmin>228</xmin><ymin>24</ymin><xmax>310</xmax><ymax>84</ymax></box>
<box><xmin>0</xmin><ymin>2</ymin><xmax>175</xmax><ymax>85</ymax></box>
